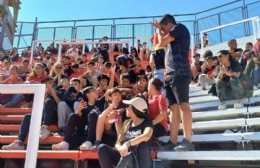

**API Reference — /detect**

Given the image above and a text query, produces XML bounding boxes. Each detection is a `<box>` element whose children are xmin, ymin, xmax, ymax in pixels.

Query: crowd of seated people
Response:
<box><xmin>191</xmin><ymin>38</ymin><xmax>260</xmax><ymax>110</ymax></box>
<box><xmin>0</xmin><ymin>36</ymin><xmax>160</xmax><ymax>167</ymax></box>
<box><xmin>0</xmin><ymin>33</ymin><xmax>259</xmax><ymax>167</ymax></box>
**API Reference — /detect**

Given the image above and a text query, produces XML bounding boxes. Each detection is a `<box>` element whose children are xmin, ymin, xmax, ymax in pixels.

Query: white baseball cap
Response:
<box><xmin>123</xmin><ymin>97</ymin><xmax>148</xmax><ymax>113</ymax></box>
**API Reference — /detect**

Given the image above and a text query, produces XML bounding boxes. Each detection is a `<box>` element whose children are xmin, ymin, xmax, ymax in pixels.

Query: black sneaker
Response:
<box><xmin>90</xmin><ymin>140</ymin><xmax>101</xmax><ymax>150</ymax></box>
<box><xmin>174</xmin><ymin>138</ymin><xmax>194</xmax><ymax>151</ymax></box>
<box><xmin>157</xmin><ymin>141</ymin><xmax>176</xmax><ymax>151</ymax></box>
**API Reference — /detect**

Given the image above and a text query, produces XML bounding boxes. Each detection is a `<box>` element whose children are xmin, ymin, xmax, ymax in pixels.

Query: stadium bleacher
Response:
<box><xmin>1</xmin><ymin>83</ymin><xmax>260</xmax><ymax>167</ymax></box>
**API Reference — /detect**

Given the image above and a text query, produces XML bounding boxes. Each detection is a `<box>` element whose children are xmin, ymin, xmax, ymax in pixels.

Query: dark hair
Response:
<box><xmin>23</xmin><ymin>59</ymin><xmax>29</xmax><ymax>63</ymax></box>
<box><xmin>131</xmin><ymin>105</ymin><xmax>148</xmax><ymax>119</ymax></box>
<box><xmin>246</xmin><ymin>42</ymin><xmax>253</xmax><ymax>47</ymax></box>
<box><xmin>218</xmin><ymin>50</ymin><xmax>230</xmax><ymax>56</ymax></box>
<box><xmin>105</xmin><ymin>62</ymin><xmax>112</xmax><ymax>69</ymax></box>
<box><xmin>70</xmin><ymin>78</ymin><xmax>81</xmax><ymax>84</ymax></box>
<box><xmin>41</xmin><ymin>77</ymin><xmax>53</xmax><ymax>84</ymax></box>
<box><xmin>150</xmin><ymin>78</ymin><xmax>163</xmax><ymax>90</ymax></box>
<box><xmin>137</xmin><ymin>75</ymin><xmax>148</xmax><ymax>82</ymax></box>
<box><xmin>71</xmin><ymin>63</ymin><xmax>79</xmax><ymax>69</ymax></box>
<box><xmin>97</xmin><ymin>74</ymin><xmax>110</xmax><ymax>82</ymax></box>
<box><xmin>203</xmin><ymin>50</ymin><xmax>213</xmax><ymax>59</ymax></box>
<box><xmin>193</xmin><ymin>53</ymin><xmax>200</xmax><ymax>58</ymax></box>
<box><xmin>159</xmin><ymin>14</ymin><xmax>176</xmax><ymax>25</ymax></box>
<box><xmin>88</xmin><ymin>61</ymin><xmax>95</xmax><ymax>66</ymax></box>
<box><xmin>121</xmin><ymin>73</ymin><xmax>130</xmax><ymax>80</ymax></box>
<box><xmin>82</xmin><ymin>86</ymin><xmax>95</xmax><ymax>95</ymax></box>
<box><xmin>145</xmin><ymin>65</ymin><xmax>152</xmax><ymax>72</ymax></box>
<box><xmin>228</xmin><ymin>39</ymin><xmax>237</xmax><ymax>46</ymax></box>
<box><xmin>108</xmin><ymin>88</ymin><xmax>121</xmax><ymax>96</ymax></box>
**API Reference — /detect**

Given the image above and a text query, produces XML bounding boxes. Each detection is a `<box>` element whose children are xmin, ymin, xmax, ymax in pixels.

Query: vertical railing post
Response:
<box><xmin>32</xmin><ymin>17</ymin><xmax>38</xmax><ymax>45</ymax></box>
<box><xmin>218</xmin><ymin>14</ymin><xmax>223</xmax><ymax>43</ymax></box>
<box><xmin>53</xmin><ymin>27</ymin><xmax>56</xmax><ymax>41</ymax></box>
<box><xmin>17</xmin><ymin>22</ymin><xmax>23</xmax><ymax>49</ymax></box>
<box><xmin>132</xmin><ymin>24</ymin><xmax>135</xmax><ymax>48</ymax></box>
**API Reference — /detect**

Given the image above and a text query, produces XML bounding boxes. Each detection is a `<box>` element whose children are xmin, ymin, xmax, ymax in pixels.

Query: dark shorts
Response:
<box><xmin>164</xmin><ymin>76</ymin><xmax>191</xmax><ymax>106</ymax></box>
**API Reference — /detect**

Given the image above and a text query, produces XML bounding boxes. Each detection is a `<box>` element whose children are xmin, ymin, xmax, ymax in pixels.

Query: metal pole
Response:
<box><xmin>218</xmin><ymin>14</ymin><xmax>222</xmax><ymax>43</ymax></box>
<box><xmin>32</xmin><ymin>17</ymin><xmax>38</xmax><ymax>45</ymax></box>
<box><xmin>30</xmin><ymin>40</ymin><xmax>34</xmax><ymax>64</ymax></box>
<box><xmin>92</xmin><ymin>26</ymin><xmax>95</xmax><ymax>48</ymax></box>
<box><xmin>53</xmin><ymin>27</ymin><xmax>56</xmax><ymax>41</ymax></box>
<box><xmin>132</xmin><ymin>24</ymin><xmax>135</xmax><ymax>48</ymax></box>
<box><xmin>17</xmin><ymin>22</ymin><xmax>23</xmax><ymax>49</ymax></box>
<box><xmin>58</xmin><ymin>43</ymin><xmax>62</xmax><ymax>62</ymax></box>
<box><xmin>0</xmin><ymin>21</ymin><xmax>6</xmax><ymax>50</ymax></box>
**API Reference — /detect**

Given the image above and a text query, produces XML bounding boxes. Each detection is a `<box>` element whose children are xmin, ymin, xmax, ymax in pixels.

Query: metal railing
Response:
<box><xmin>9</xmin><ymin>0</ymin><xmax>260</xmax><ymax>50</ymax></box>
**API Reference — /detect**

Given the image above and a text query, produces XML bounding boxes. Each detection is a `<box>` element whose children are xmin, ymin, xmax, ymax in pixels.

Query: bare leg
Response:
<box><xmin>179</xmin><ymin>102</ymin><xmax>192</xmax><ymax>142</ymax></box>
<box><xmin>169</xmin><ymin>104</ymin><xmax>181</xmax><ymax>143</ymax></box>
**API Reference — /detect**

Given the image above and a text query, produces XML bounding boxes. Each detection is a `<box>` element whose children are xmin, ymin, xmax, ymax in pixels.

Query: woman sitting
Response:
<box><xmin>216</xmin><ymin>50</ymin><xmax>247</xmax><ymax>110</ymax></box>
<box><xmin>98</xmin><ymin>97</ymin><xmax>153</xmax><ymax>168</ymax></box>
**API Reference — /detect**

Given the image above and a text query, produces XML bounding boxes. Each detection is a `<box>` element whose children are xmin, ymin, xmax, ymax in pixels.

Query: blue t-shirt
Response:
<box><xmin>165</xmin><ymin>23</ymin><xmax>191</xmax><ymax>78</ymax></box>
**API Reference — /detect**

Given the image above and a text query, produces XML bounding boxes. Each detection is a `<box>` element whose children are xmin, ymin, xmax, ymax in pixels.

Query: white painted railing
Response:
<box><xmin>0</xmin><ymin>84</ymin><xmax>46</xmax><ymax>168</ymax></box>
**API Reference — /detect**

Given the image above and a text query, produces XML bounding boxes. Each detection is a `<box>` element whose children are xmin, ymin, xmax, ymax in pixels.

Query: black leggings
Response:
<box><xmin>98</xmin><ymin>143</ymin><xmax>152</xmax><ymax>168</ymax></box>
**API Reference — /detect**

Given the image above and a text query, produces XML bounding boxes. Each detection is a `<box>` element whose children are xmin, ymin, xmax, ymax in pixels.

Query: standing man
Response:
<box><xmin>152</xmin><ymin>14</ymin><xmax>194</xmax><ymax>151</ymax></box>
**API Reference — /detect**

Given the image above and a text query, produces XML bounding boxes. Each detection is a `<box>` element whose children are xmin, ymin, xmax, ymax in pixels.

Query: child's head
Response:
<box><xmin>70</xmin><ymin>78</ymin><xmax>81</xmax><ymax>92</ymax></box>
<box><xmin>60</xmin><ymin>77</ymin><xmax>70</xmax><ymax>88</ymax></box>
<box><xmin>97</xmin><ymin>74</ymin><xmax>110</xmax><ymax>88</ymax></box>
<box><xmin>82</xmin><ymin>86</ymin><xmax>98</xmax><ymax>101</ymax></box>
<box><xmin>41</xmin><ymin>77</ymin><xmax>54</xmax><ymax>90</ymax></box>
<box><xmin>4</xmin><ymin>60</ymin><xmax>12</xmax><ymax>69</ymax></box>
<box><xmin>148</xmin><ymin>78</ymin><xmax>163</xmax><ymax>94</ymax></box>
<box><xmin>108</xmin><ymin>88</ymin><xmax>122</xmax><ymax>104</ymax></box>
<box><xmin>71</xmin><ymin>63</ymin><xmax>79</xmax><ymax>72</ymax></box>
<box><xmin>137</xmin><ymin>75</ymin><xmax>148</xmax><ymax>88</ymax></box>
<box><xmin>120</xmin><ymin>73</ymin><xmax>130</xmax><ymax>88</ymax></box>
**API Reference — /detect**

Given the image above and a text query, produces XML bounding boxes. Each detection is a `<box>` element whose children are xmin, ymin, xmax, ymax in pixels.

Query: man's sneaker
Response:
<box><xmin>174</xmin><ymin>138</ymin><xmax>195</xmax><ymax>152</ymax></box>
<box><xmin>52</xmin><ymin>141</ymin><xmax>69</xmax><ymax>150</ymax></box>
<box><xmin>234</xmin><ymin>102</ymin><xmax>243</xmax><ymax>109</ymax></box>
<box><xmin>40</xmin><ymin>126</ymin><xmax>50</xmax><ymax>140</ymax></box>
<box><xmin>90</xmin><ymin>140</ymin><xmax>101</xmax><ymax>150</ymax></box>
<box><xmin>2</xmin><ymin>140</ymin><xmax>25</xmax><ymax>150</ymax></box>
<box><xmin>254</xmin><ymin>86</ymin><xmax>258</xmax><ymax>90</ymax></box>
<box><xmin>218</xmin><ymin>103</ymin><xmax>226</xmax><ymax>110</ymax></box>
<box><xmin>80</xmin><ymin>141</ymin><xmax>93</xmax><ymax>150</ymax></box>
<box><xmin>157</xmin><ymin>141</ymin><xmax>176</xmax><ymax>151</ymax></box>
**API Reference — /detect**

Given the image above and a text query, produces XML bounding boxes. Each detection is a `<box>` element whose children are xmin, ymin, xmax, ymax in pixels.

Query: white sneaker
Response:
<box><xmin>79</xmin><ymin>141</ymin><xmax>93</xmax><ymax>150</ymax></box>
<box><xmin>254</xmin><ymin>86</ymin><xmax>258</xmax><ymax>90</ymax></box>
<box><xmin>52</xmin><ymin>141</ymin><xmax>69</xmax><ymax>150</ymax></box>
<box><xmin>1</xmin><ymin>140</ymin><xmax>25</xmax><ymax>150</ymax></box>
<box><xmin>39</xmin><ymin>126</ymin><xmax>50</xmax><ymax>140</ymax></box>
<box><xmin>234</xmin><ymin>102</ymin><xmax>243</xmax><ymax>109</ymax></box>
<box><xmin>218</xmin><ymin>104</ymin><xmax>226</xmax><ymax>110</ymax></box>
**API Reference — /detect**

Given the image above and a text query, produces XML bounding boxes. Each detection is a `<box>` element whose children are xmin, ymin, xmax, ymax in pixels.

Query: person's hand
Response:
<box><xmin>50</xmin><ymin>88</ymin><xmax>57</xmax><ymax>96</ymax></box>
<box><xmin>76</xmin><ymin>99</ymin><xmax>87</xmax><ymax>116</ymax></box>
<box><xmin>118</xmin><ymin>143</ymin><xmax>129</xmax><ymax>157</ymax></box>
<box><xmin>220</xmin><ymin>66</ymin><xmax>227</xmax><ymax>74</ymax></box>
<box><xmin>151</xmin><ymin>21</ymin><xmax>161</xmax><ymax>29</ymax></box>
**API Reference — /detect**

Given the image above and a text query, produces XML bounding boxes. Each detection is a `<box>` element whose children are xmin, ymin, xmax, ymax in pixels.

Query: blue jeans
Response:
<box><xmin>4</xmin><ymin>94</ymin><xmax>24</xmax><ymax>107</ymax></box>
<box><xmin>254</xmin><ymin>67</ymin><xmax>260</xmax><ymax>86</ymax></box>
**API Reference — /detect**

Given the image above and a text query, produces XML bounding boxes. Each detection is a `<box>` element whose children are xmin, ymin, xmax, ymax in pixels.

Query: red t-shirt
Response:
<box><xmin>69</xmin><ymin>69</ymin><xmax>86</xmax><ymax>80</ymax></box>
<box><xmin>27</xmin><ymin>74</ymin><xmax>48</xmax><ymax>83</ymax></box>
<box><xmin>148</xmin><ymin>92</ymin><xmax>168</xmax><ymax>132</ymax></box>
